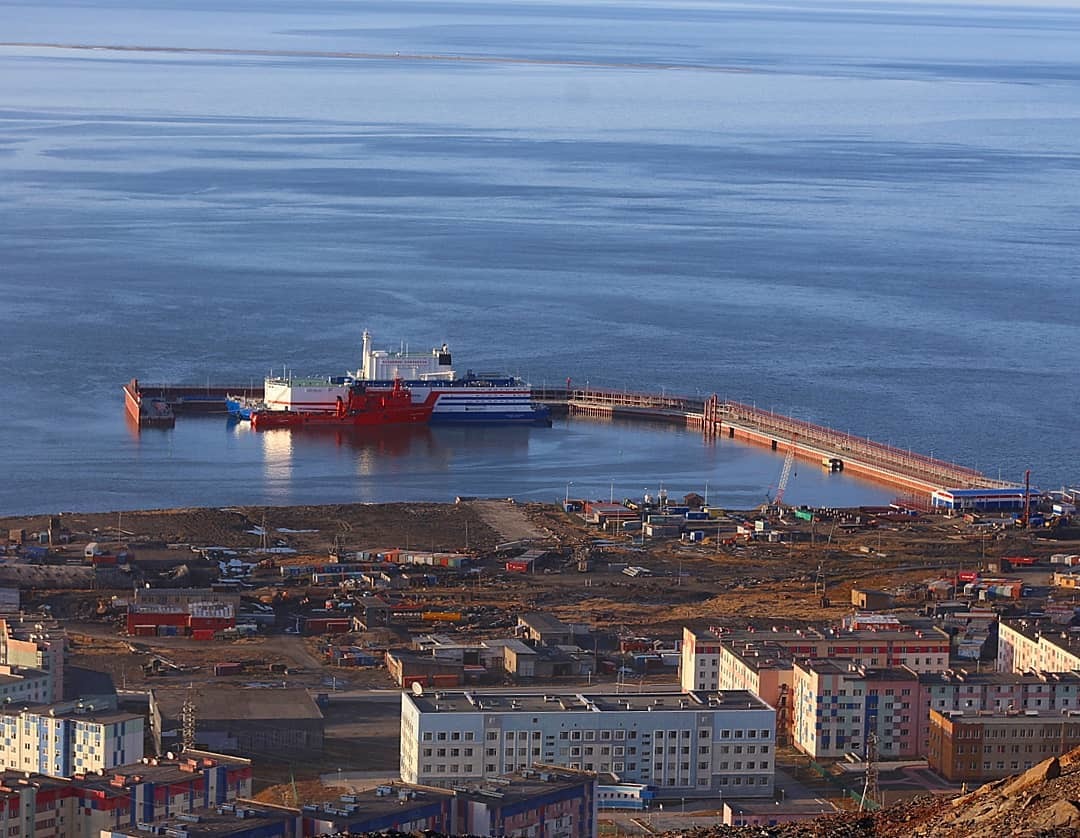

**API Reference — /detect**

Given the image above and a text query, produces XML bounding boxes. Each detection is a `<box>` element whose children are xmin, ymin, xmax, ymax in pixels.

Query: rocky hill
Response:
<box><xmin>677</xmin><ymin>746</ymin><xmax>1080</xmax><ymax>837</ymax></box>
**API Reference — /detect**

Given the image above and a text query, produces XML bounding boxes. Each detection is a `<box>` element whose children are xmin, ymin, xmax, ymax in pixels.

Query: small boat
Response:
<box><xmin>249</xmin><ymin>380</ymin><xmax>433</xmax><ymax>431</ymax></box>
<box><xmin>226</xmin><ymin>395</ymin><xmax>262</xmax><ymax>421</ymax></box>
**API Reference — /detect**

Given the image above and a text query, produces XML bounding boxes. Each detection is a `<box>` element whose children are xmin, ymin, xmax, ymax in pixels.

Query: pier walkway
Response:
<box><xmin>532</xmin><ymin>387</ymin><xmax>1015</xmax><ymax>496</ymax></box>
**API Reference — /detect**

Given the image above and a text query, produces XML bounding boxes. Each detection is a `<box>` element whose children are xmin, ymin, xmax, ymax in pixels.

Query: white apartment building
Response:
<box><xmin>0</xmin><ymin>705</ymin><xmax>143</xmax><ymax>777</ymax></box>
<box><xmin>681</xmin><ymin>626</ymin><xmax>950</xmax><ymax>696</ymax></box>
<box><xmin>400</xmin><ymin>689</ymin><xmax>776</xmax><ymax>798</ymax></box>
<box><xmin>680</xmin><ymin>628</ymin><xmax>723</xmax><ymax>692</ymax></box>
<box><xmin>997</xmin><ymin>619</ymin><xmax>1080</xmax><ymax>674</ymax></box>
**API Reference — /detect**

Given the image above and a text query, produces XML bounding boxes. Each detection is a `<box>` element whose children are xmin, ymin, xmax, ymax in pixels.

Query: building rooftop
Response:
<box><xmin>153</xmin><ymin>688</ymin><xmax>324</xmax><ymax>723</ymax></box>
<box><xmin>1002</xmin><ymin>619</ymin><xmax>1080</xmax><ymax>656</ymax></box>
<box><xmin>0</xmin><ymin>751</ymin><xmax>249</xmax><ymax>797</ymax></box>
<box><xmin>302</xmin><ymin>783</ymin><xmax>453</xmax><ymax>826</ymax></box>
<box><xmin>501</xmin><ymin>639</ymin><xmax>537</xmax><ymax>656</ymax></box>
<box><xmin>704</xmin><ymin>624</ymin><xmax>949</xmax><ymax>651</ymax></box>
<box><xmin>518</xmin><ymin>613</ymin><xmax>572</xmax><ymax>634</ymax></box>
<box><xmin>453</xmin><ymin>767</ymin><xmax>595</xmax><ymax>805</ymax></box>
<box><xmin>919</xmin><ymin>669</ymin><xmax>1080</xmax><ymax>687</ymax></box>
<box><xmin>307</xmin><ymin>771</ymin><xmax>591</xmax><ymax>825</ymax></box>
<box><xmin>408</xmin><ymin>690</ymin><xmax>771</xmax><ymax>715</ymax></box>
<box><xmin>932</xmin><ymin>707</ymin><xmax>1080</xmax><ymax>725</ymax></box>
<box><xmin>0</xmin><ymin>704</ymin><xmax>138</xmax><ymax>725</ymax></box>
<box><xmin>116</xmin><ymin>803</ymin><xmax>290</xmax><ymax>838</ymax></box>
<box><xmin>795</xmin><ymin>660</ymin><xmax>919</xmax><ymax>681</ymax></box>
<box><xmin>723</xmin><ymin>639</ymin><xmax>795</xmax><ymax>672</ymax></box>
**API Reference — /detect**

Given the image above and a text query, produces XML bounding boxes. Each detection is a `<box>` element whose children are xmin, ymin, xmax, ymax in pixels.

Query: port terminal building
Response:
<box><xmin>930</xmin><ymin>487</ymin><xmax>1032</xmax><ymax>512</ymax></box>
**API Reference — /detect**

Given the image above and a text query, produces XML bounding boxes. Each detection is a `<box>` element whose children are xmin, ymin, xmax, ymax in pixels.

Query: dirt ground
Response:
<box><xmin>0</xmin><ymin>501</ymin><xmax>506</xmax><ymax>557</ymax></box>
<box><xmin>14</xmin><ymin>501</ymin><xmax>1077</xmax><ymax>645</ymax></box>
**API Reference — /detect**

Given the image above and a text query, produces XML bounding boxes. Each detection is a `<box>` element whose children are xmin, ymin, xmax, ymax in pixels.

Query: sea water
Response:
<box><xmin>0</xmin><ymin>0</ymin><xmax>1078</xmax><ymax>514</ymax></box>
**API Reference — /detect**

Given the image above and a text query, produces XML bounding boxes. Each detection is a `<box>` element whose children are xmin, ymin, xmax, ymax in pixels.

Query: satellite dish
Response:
<box><xmin>411</xmin><ymin>682</ymin><xmax>424</xmax><ymax>696</ymax></box>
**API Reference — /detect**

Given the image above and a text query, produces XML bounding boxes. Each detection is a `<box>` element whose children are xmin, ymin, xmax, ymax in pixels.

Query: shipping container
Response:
<box><xmin>422</xmin><ymin>611</ymin><xmax>462</xmax><ymax>622</ymax></box>
<box><xmin>191</xmin><ymin>629</ymin><xmax>215</xmax><ymax>641</ymax></box>
<box><xmin>215</xmin><ymin>663</ymin><xmax>243</xmax><ymax>676</ymax></box>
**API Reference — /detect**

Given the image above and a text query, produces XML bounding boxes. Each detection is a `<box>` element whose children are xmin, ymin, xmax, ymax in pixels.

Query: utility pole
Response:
<box><xmin>860</xmin><ymin>731</ymin><xmax>880</xmax><ymax>811</ymax></box>
<box><xmin>181</xmin><ymin>683</ymin><xmax>197</xmax><ymax>751</ymax></box>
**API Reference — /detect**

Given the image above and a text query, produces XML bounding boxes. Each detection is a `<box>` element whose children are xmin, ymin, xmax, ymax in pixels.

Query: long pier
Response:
<box><xmin>531</xmin><ymin>386</ymin><xmax>1014</xmax><ymax>496</ymax></box>
<box><xmin>128</xmin><ymin>381</ymin><xmax>1012</xmax><ymax>497</ymax></box>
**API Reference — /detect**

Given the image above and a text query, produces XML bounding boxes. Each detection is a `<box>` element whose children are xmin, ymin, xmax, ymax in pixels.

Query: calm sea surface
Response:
<box><xmin>1</xmin><ymin>0</ymin><xmax>1078</xmax><ymax>515</ymax></box>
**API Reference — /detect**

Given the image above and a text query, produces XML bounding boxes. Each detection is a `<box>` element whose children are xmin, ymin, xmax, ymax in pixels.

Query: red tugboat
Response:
<box><xmin>250</xmin><ymin>379</ymin><xmax>433</xmax><ymax>430</ymax></box>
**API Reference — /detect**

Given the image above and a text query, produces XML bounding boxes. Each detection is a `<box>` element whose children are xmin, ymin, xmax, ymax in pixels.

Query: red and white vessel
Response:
<box><xmin>231</xmin><ymin>330</ymin><xmax>550</xmax><ymax>426</ymax></box>
<box><xmin>250</xmin><ymin>379</ymin><xmax>433</xmax><ymax>431</ymax></box>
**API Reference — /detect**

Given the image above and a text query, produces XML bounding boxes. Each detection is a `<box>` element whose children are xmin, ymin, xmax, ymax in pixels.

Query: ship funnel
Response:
<box><xmin>361</xmin><ymin>330</ymin><xmax>372</xmax><ymax>379</ymax></box>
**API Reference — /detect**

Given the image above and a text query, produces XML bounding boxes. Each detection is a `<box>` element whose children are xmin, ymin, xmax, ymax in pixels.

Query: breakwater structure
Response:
<box><xmin>123</xmin><ymin>381</ymin><xmax>1015</xmax><ymax>498</ymax></box>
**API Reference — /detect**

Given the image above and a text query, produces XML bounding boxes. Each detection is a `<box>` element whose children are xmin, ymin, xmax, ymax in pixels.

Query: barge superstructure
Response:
<box><xmin>237</xmin><ymin>330</ymin><xmax>550</xmax><ymax>425</ymax></box>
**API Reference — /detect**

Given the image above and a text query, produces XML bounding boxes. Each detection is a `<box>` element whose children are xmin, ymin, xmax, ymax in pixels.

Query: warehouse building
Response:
<box><xmin>930</xmin><ymin>488</ymin><xmax>1033</xmax><ymax>512</ymax></box>
<box><xmin>150</xmin><ymin>688</ymin><xmax>324</xmax><ymax>757</ymax></box>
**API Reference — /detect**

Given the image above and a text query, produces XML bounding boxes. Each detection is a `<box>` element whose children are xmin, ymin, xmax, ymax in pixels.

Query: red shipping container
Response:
<box><xmin>191</xmin><ymin>629</ymin><xmax>215</xmax><ymax>641</ymax></box>
<box><xmin>126</xmin><ymin>611</ymin><xmax>188</xmax><ymax>633</ymax></box>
